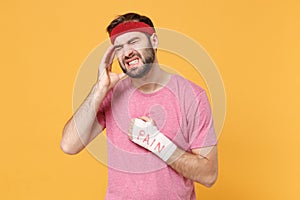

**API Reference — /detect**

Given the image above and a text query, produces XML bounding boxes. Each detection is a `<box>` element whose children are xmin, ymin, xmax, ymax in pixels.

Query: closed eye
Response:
<box><xmin>128</xmin><ymin>37</ymin><xmax>140</xmax><ymax>44</ymax></box>
<box><xmin>114</xmin><ymin>45</ymin><xmax>122</xmax><ymax>51</ymax></box>
<box><xmin>129</xmin><ymin>40</ymin><xmax>138</xmax><ymax>44</ymax></box>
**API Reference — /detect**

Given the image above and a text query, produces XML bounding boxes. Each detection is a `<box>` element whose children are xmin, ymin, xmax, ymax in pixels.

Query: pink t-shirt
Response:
<box><xmin>97</xmin><ymin>74</ymin><xmax>217</xmax><ymax>200</ymax></box>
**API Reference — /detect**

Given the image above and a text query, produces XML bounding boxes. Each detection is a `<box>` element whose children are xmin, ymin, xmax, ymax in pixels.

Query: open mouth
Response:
<box><xmin>128</xmin><ymin>59</ymin><xmax>138</xmax><ymax>65</ymax></box>
<box><xmin>125</xmin><ymin>57</ymin><xmax>140</xmax><ymax>69</ymax></box>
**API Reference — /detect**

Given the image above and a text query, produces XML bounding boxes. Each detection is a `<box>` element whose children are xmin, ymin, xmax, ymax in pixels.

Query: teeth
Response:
<box><xmin>128</xmin><ymin>59</ymin><xmax>138</xmax><ymax>65</ymax></box>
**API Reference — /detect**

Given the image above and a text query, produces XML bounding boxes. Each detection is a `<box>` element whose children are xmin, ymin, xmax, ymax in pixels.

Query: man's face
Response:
<box><xmin>113</xmin><ymin>32</ymin><xmax>155</xmax><ymax>78</ymax></box>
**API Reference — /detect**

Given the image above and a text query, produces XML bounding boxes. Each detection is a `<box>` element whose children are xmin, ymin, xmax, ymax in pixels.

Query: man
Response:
<box><xmin>61</xmin><ymin>13</ymin><xmax>218</xmax><ymax>199</ymax></box>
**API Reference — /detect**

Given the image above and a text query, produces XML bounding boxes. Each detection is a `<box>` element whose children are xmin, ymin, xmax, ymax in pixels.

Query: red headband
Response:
<box><xmin>109</xmin><ymin>21</ymin><xmax>155</xmax><ymax>44</ymax></box>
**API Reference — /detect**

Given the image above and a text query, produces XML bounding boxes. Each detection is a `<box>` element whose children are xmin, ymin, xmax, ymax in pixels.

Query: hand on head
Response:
<box><xmin>97</xmin><ymin>46</ymin><xmax>127</xmax><ymax>92</ymax></box>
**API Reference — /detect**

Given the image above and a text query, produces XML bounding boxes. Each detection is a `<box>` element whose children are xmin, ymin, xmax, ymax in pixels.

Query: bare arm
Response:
<box><xmin>60</xmin><ymin>46</ymin><xmax>126</xmax><ymax>154</ymax></box>
<box><xmin>60</xmin><ymin>85</ymin><xmax>107</xmax><ymax>155</ymax></box>
<box><xmin>167</xmin><ymin>146</ymin><xmax>218</xmax><ymax>187</ymax></box>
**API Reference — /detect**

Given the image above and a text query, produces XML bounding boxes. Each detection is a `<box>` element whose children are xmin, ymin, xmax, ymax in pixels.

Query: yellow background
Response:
<box><xmin>1</xmin><ymin>0</ymin><xmax>299</xmax><ymax>199</ymax></box>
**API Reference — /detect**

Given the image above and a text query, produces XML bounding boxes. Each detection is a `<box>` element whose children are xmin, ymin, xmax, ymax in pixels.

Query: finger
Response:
<box><xmin>107</xmin><ymin>47</ymin><xmax>115</xmax><ymax>66</ymax></box>
<box><xmin>99</xmin><ymin>46</ymin><xmax>115</xmax><ymax>75</ymax></box>
<box><xmin>129</xmin><ymin>121</ymin><xmax>133</xmax><ymax>131</ymax></box>
<box><xmin>139</xmin><ymin>116</ymin><xmax>151</xmax><ymax>122</ymax></box>
<box><xmin>104</xmin><ymin>46</ymin><xmax>115</xmax><ymax>64</ymax></box>
<box><xmin>106</xmin><ymin>49</ymin><xmax>115</xmax><ymax>73</ymax></box>
<box><xmin>128</xmin><ymin>121</ymin><xmax>134</xmax><ymax>140</ymax></box>
<box><xmin>107</xmin><ymin>64</ymin><xmax>112</xmax><ymax>73</ymax></box>
<box><xmin>129</xmin><ymin>118</ymin><xmax>135</xmax><ymax>130</ymax></box>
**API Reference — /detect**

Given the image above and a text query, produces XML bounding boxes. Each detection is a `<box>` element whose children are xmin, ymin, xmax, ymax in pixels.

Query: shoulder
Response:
<box><xmin>170</xmin><ymin>74</ymin><xmax>206</xmax><ymax>96</ymax></box>
<box><xmin>112</xmin><ymin>76</ymin><xmax>131</xmax><ymax>93</ymax></box>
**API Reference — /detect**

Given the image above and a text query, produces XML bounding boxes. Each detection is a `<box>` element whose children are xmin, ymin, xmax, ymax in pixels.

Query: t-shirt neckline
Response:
<box><xmin>127</xmin><ymin>74</ymin><xmax>175</xmax><ymax>97</ymax></box>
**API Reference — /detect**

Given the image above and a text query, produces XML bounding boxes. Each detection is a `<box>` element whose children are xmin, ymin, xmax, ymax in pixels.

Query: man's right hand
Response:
<box><xmin>97</xmin><ymin>45</ymin><xmax>127</xmax><ymax>94</ymax></box>
<box><xmin>61</xmin><ymin>46</ymin><xmax>127</xmax><ymax>155</ymax></box>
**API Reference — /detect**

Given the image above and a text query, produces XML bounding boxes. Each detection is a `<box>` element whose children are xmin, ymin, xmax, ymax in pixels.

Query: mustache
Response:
<box><xmin>122</xmin><ymin>52</ymin><xmax>142</xmax><ymax>65</ymax></box>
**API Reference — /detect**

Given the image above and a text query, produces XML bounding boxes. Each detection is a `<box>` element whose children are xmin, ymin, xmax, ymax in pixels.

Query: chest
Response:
<box><xmin>106</xmin><ymin>90</ymin><xmax>186</xmax><ymax>149</ymax></box>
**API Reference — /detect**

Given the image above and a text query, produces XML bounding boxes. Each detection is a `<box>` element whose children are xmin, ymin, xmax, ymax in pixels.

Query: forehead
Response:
<box><xmin>113</xmin><ymin>31</ymin><xmax>148</xmax><ymax>45</ymax></box>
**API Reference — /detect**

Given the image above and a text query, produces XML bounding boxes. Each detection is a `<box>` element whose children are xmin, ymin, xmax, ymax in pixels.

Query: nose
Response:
<box><xmin>123</xmin><ymin>45</ymin><xmax>134</xmax><ymax>58</ymax></box>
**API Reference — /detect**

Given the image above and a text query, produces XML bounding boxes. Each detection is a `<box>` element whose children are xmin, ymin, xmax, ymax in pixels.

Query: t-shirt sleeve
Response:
<box><xmin>96</xmin><ymin>90</ymin><xmax>112</xmax><ymax>128</ymax></box>
<box><xmin>187</xmin><ymin>89</ymin><xmax>218</xmax><ymax>150</ymax></box>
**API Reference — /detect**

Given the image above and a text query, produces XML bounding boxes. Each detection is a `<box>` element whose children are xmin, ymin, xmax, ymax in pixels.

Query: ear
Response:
<box><xmin>149</xmin><ymin>33</ymin><xmax>159</xmax><ymax>49</ymax></box>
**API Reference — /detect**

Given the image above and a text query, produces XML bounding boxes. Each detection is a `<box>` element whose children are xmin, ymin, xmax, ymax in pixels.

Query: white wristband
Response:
<box><xmin>131</xmin><ymin>118</ymin><xmax>177</xmax><ymax>162</ymax></box>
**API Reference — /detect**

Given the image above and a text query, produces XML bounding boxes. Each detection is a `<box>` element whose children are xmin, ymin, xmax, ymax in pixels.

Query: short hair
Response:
<box><xmin>106</xmin><ymin>13</ymin><xmax>155</xmax><ymax>35</ymax></box>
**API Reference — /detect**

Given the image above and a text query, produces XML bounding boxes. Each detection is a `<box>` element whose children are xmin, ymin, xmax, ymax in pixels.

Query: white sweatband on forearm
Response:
<box><xmin>131</xmin><ymin>118</ymin><xmax>177</xmax><ymax>162</ymax></box>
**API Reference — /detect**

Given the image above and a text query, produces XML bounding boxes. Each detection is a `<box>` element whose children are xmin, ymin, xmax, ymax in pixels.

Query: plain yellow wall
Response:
<box><xmin>1</xmin><ymin>0</ymin><xmax>299</xmax><ymax>199</ymax></box>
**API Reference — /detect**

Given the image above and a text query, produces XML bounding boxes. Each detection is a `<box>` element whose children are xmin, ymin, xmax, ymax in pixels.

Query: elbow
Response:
<box><xmin>60</xmin><ymin>141</ymin><xmax>78</xmax><ymax>155</ymax></box>
<box><xmin>201</xmin><ymin>171</ymin><xmax>218</xmax><ymax>188</ymax></box>
<box><xmin>203</xmin><ymin>174</ymin><xmax>218</xmax><ymax>188</ymax></box>
<box><xmin>195</xmin><ymin>169</ymin><xmax>218</xmax><ymax>188</ymax></box>
<box><xmin>60</xmin><ymin>139</ymin><xmax>82</xmax><ymax>155</ymax></box>
<box><xmin>60</xmin><ymin>122</ymin><xmax>82</xmax><ymax>155</ymax></box>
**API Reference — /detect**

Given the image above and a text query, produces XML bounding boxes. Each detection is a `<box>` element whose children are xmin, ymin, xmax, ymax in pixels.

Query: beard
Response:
<box><xmin>118</xmin><ymin>43</ymin><xmax>155</xmax><ymax>78</ymax></box>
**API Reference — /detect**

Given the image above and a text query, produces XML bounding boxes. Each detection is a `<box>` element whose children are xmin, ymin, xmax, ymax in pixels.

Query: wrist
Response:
<box><xmin>90</xmin><ymin>82</ymin><xmax>109</xmax><ymax>111</ymax></box>
<box><xmin>94</xmin><ymin>81</ymin><xmax>110</xmax><ymax>97</ymax></box>
<box><xmin>131</xmin><ymin>118</ymin><xmax>178</xmax><ymax>162</ymax></box>
<box><xmin>166</xmin><ymin>147</ymin><xmax>185</xmax><ymax>165</ymax></box>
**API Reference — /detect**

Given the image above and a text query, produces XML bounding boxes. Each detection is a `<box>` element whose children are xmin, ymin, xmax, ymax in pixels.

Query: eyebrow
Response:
<box><xmin>128</xmin><ymin>37</ymin><xmax>140</xmax><ymax>43</ymax></box>
<box><xmin>114</xmin><ymin>37</ymin><xmax>140</xmax><ymax>49</ymax></box>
